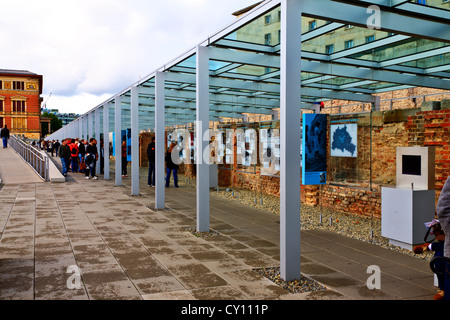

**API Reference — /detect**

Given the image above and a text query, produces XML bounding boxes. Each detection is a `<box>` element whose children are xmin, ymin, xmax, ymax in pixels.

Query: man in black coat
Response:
<box><xmin>1</xmin><ymin>125</ymin><xmax>10</xmax><ymax>148</ymax></box>
<box><xmin>147</xmin><ymin>137</ymin><xmax>155</xmax><ymax>187</ymax></box>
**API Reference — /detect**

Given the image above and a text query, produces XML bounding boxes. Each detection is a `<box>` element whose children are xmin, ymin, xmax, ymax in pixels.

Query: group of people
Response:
<box><xmin>146</xmin><ymin>138</ymin><xmax>179</xmax><ymax>188</ymax></box>
<box><xmin>35</xmin><ymin>139</ymin><xmax>61</xmax><ymax>156</ymax></box>
<box><xmin>58</xmin><ymin>137</ymin><xmax>100</xmax><ymax>180</ymax></box>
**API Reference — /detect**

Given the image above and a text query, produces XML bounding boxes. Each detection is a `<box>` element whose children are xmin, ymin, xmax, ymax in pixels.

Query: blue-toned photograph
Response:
<box><xmin>302</xmin><ymin>114</ymin><xmax>327</xmax><ymax>185</ymax></box>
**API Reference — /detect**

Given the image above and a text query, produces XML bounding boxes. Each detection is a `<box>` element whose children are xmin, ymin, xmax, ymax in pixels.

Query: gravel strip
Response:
<box><xmin>254</xmin><ymin>267</ymin><xmax>327</xmax><ymax>294</ymax></box>
<box><xmin>185</xmin><ymin>227</ymin><xmax>220</xmax><ymax>238</ymax></box>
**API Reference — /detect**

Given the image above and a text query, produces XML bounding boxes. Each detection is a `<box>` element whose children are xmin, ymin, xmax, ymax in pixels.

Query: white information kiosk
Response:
<box><xmin>381</xmin><ymin>147</ymin><xmax>436</xmax><ymax>250</ymax></box>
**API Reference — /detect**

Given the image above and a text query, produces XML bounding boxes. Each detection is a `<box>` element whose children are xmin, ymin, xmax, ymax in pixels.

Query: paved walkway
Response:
<box><xmin>0</xmin><ymin>145</ymin><xmax>43</xmax><ymax>185</ymax></box>
<box><xmin>0</xmin><ymin>149</ymin><xmax>438</xmax><ymax>300</ymax></box>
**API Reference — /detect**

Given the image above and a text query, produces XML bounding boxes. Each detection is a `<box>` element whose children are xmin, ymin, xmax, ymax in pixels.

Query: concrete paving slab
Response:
<box><xmin>0</xmin><ymin>147</ymin><xmax>44</xmax><ymax>185</ymax></box>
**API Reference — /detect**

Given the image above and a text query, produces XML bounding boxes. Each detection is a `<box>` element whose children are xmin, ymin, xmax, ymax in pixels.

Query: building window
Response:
<box><xmin>417</xmin><ymin>0</ymin><xmax>426</xmax><ymax>4</ymax></box>
<box><xmin>365</xmin><ymin>35</ymin><xmax>375</xmax><ymax>43</ymax></box>
<box><xmin>0</xmin><ymin>117</ymin><xmax>3</xmax><ymax>128</ymax></box>
<box><xmin>345</xmin><ymin>40</ymin><xmax>354</xmax><ymax>49</ymax></box>
<box><xmin>265</xmin><ymin>14</ymin><xmax>271</xmax><ymax>25</ymax></box>
<box><xmin>325</xmin><ymin>44</ymin><xmax>334</xmax><ymax>54</ymax></box>
<box><xmin>0</xmin><ymin>99</ymin><xmax>3</xmax><ymax>112</ymax></box>
<box><xmin>13</xmin><ymin>81</ymin><xmax>25</xmax><ymax>91</ymax></box>
<box><xmin>264</xmin><ymin>33</ymin><xmax>272</xmax><ymax>46</ymax></box>
<box><xmin>12</xmin><ymin>100</ymin><xmax>26</xmax><ymax>113</ymax></box>
<box><xmin>11</xmin><ymin>117</ymin><xmax>26</xmax><ymax>129</ymax></box>
<box><xmin>0</xmin><ymin>81</ymin><xmax>2</xmax><ymax>89</ymax></box>
<box><xmin>308</xmin><ymin>20</ymin><xmax>317</xmax><ymax>31</ymax></box>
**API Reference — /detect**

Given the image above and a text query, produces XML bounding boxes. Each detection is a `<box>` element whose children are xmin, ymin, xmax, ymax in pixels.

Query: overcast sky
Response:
<box><xmin>1</xmin><ymin>0</ymin><xmax>259</xmax><ymax>114</ymax></box>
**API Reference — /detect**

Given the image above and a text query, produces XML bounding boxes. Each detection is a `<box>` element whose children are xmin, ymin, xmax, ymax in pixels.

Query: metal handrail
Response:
<box><xmin>8</xmin><ymin>135</ymin><xmax>49</xmax><ymax>182</ymax></box>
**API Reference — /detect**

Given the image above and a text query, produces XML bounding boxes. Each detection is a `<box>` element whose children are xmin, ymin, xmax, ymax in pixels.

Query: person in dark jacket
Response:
<box><xmin>121</xmin><ymin>141</ymin><xmax>128</xmax><ymax>177</ymax></box>
<box><xmin>436</xmin><ymin>176</ymin><xmax>450</xmax><ymax>300</ymax></box>
<box><xmin>437</xmin><ymin>175</ymin><xmax>450</xmax><ymax>259</ymax></box>
<box><xmin>165</xmin><ymin>142</ymin><xmax>179</xmax><ymax>188</ymax></box>
<box><xmin>1</xmin><ymin>125</ymin><xmax>10</xmax><ymax>148</ymax></box>
<box><xmin>147</xmin><ymin>137</ymin><xmax>155</xmax><ymax>187</ymax></box>
<box><xmin>85</xmin><ymin>138</ymin><xmax>98</xmax><ymax>180</ymax></box>
<box><xmin>78</xmin><ymin>139</ymin><xmax>86</xmax><ymax>173</ymax></box>
<box><xmin>53</xmin><ymin>140</ymin><xmax>60</xmax><ymax>157</ymax></box>
<box><xmin>58</xmin><ymin>138</ymin><xmax>71</xmax><ymax>176</ymax></box>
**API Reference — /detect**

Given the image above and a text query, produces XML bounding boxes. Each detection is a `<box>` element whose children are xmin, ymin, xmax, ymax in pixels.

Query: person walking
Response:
<box><xmin>58</xmin><ymin>138</ymin><xmax>71</xmax><ymax>177</ymax></box>
<box><xmin>1</xmin><ymin>125</ymin><xmax>10</xmax><ymax>148</ymax></box>
<box><xmin>147</xmin><ymin>137</ymin><xmax>155</xmax><ymax>187</ymax></box>
<box><xmin>85</xmin><ymin>138</ymin><xmax>98</xmax><ymax>180</ymax></box>
<box><xmin>121</xmin><ymin>140</ymin><xmax>128</xmax><ymax>177</ymax></box>
<box><xmin>165</xmin><ymin>142</ymin><xmax>179</xmax><ymax>188</ymax></box>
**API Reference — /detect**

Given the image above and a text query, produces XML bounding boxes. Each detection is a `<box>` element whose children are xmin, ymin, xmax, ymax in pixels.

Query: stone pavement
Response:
<box><xmin>0</xmin><ymin>149</ymin><xmax>438</xmax><ymax>300</ymax></box>
<box><xmin>0</xmin><ymin>145</ymin><xmax>44</xmax><ymax>185</ymax></box>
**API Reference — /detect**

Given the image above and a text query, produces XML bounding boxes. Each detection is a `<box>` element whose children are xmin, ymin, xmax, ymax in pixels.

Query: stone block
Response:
<box><xmin>383</xmin><ymin>108</ymin><xmax>420</xmax><ymax>123</ymax></box>
<box><xmin>440</xmin><ymin>99</ymin><xmax>450</xmax><ymax>110</ymax></box>
<box><xmin>420</xmin><ymin>101</ymin><xmax>441</xmax><ymax>112</ymax></box>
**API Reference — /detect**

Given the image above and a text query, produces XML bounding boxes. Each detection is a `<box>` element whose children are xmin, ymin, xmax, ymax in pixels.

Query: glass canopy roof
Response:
<box><xmin>71</xmin><ymin>0</ymin><xmax>449</xmax><ymax>131</ymax></box>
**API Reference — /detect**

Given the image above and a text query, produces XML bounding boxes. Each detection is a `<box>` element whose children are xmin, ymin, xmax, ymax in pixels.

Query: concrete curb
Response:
<box><xmin>38</xmin><ymin>150</ymin><xmax>65</xmax><ymax>183</ymax></box>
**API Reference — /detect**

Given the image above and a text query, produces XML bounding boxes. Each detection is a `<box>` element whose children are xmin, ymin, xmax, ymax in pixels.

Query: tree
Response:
<box><xmin>41</xmin><ymin>112</ymin><xmax>63</xmax><ymax>136</ymax></box>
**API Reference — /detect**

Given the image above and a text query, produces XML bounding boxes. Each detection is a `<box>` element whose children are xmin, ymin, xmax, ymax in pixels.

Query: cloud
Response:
<box><xmin>1</xmin><ymin>0</ymin><xmax>259</xmax><ymax>114</ymax></box>
<box><xmin>44</xmin><ymin>92</ymin><xmax>113</xmax><ymax>115</ymax></box>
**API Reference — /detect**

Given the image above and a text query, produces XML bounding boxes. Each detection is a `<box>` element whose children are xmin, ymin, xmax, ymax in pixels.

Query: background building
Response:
<box><xmin>0</xmin><ymin>69</ymin><xmax>43</xmax><ymax>140</ymax></box>
<box><xmin>41</xmin><ymin>108</ymin><xmax>79</xmax><ymax>126</ymax></box>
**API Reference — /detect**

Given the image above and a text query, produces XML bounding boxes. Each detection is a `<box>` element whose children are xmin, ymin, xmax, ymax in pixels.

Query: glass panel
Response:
<box><xmin>328</xmin><ymin>112</ymin><xmax>373</xmax><ymax>189</ymax></box>
<box><xmin>409</xmin><ymin>0</ymin><xmax>450</xmax><ymax>11</ymax></box>
<box><xmin>348</xmin><ymin>38</ymin><xmax>449</xmax><ymax>64</ymax></box>
<box><xmin>303</xmin><ymin>24</ymin><xmax>391</xmax><ymax>55</ymax></box>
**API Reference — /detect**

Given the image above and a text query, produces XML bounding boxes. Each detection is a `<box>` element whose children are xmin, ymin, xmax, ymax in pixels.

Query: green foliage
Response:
<box><xmin>41</xmin><ymin>112</ymin><xmax>63</xmax><ymax>136</ymax></box>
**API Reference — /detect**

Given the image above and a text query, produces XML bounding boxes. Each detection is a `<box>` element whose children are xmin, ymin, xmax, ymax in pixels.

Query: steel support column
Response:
<box><xmin>131</xmin><ymin>85</ymin><xmax>140</xmax><ymax>196</ymax></box>
<box><xmin>103</xmin><ymin>103</ymin><xmax>110</xmax><ymax>180</ymax></box>
<box><xmin>155</xmin><ymin>72</ymin><xmax>166</xmax><ymax>209</ymax></box>
<box><xmin>280</xmin><ymin>0</ymin><xmax>302</xmax><ymax>281</ymax></box>
<box><xmin>95</xmin><ymin>108</ymin><xmax>101</xmax><ymax>176</ymax></box>
<box><xmin>196</xmin><ymin>45</ymin><xmax>210</xmax><ymax>233</ymax></box>
<box><xmin>115</xmin><ymin>96</ymin><xmax>122</xmax><ymax>186</ymax></box>
<box><xmin>78</xmin><ymin>118</ymin><xmax>82</xmax><ymax>141</ymax></box>
<box><xmin>83</xmin><ymin>116</ymin><xmax>87</xmax><ymax>140</ymax></box>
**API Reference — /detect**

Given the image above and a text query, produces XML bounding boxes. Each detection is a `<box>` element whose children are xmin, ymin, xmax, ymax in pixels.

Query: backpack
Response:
<box><xmin>71</xmin><ymin>146</ymin><xmax>77</xmax><ymax>156</ymax></box>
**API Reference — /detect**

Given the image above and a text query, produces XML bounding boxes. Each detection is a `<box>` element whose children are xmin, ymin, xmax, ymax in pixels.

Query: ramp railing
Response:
<box><xmin>8</xmin><ymin>135</ymin><xmax>49</xmax><ymax>182</ymax></box>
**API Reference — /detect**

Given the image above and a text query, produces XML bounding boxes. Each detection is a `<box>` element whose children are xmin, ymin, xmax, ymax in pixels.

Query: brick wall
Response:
<box><xmin>407</xmin><ymin>109</ymin><xmax>450</xmax><ymax>201</ymax></box>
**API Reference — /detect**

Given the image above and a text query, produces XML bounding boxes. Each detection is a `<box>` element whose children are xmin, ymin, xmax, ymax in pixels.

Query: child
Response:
<box><xmin>414</xmin><ymin>219</ymin><xmax>445</xmax><ymax>300</ymax></box>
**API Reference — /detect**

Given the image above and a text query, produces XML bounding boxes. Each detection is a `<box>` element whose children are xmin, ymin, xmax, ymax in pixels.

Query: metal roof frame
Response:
<box><xmin>58</xmin><ymin>0</ymin><xmax>449</xmax><ymax>132</ymax></box>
